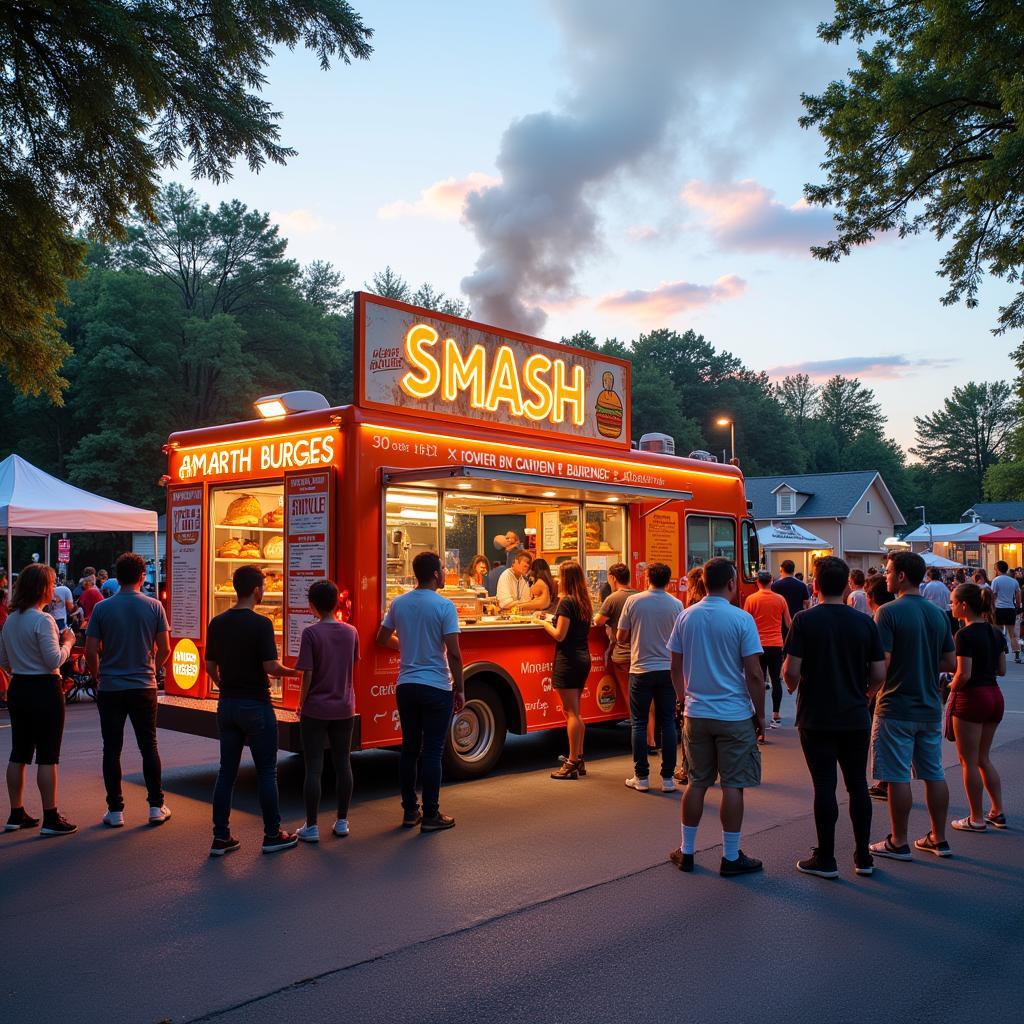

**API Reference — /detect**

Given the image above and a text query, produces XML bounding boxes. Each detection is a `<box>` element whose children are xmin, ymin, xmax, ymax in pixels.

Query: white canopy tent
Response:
<box><xmin>757</xmin><ymin>522</ymin><xmax>831</xmax><ymax>551</ymax></box>
<box><xmin>0</xmin><ymin>454</ymin><xmax>158</xmax><ymax>578</ymax></box>
<box><xmin>919</xmin><ymin>551</ymin><xmax>965</xmax><ymax>569</ymax></box>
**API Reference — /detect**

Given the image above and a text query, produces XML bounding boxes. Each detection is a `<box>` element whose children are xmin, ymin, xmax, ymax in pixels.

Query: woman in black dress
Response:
<box><xmin>534</xmin><ymin>561</ymin><xmax>592</xmax><ymax>779</ymax></box>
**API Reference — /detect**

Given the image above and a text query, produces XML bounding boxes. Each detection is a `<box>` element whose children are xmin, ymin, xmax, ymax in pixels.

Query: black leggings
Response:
<box><xmin>760</xmin><ymin>647</ymin><xmax>784</xmax><ymax>714</ymax></box>
<box><xmin>798</xmin><ymin>727</ymin><xmax>872</xmax><ymax>860</ymax></box>
<box><xmin>300</xmin><ymin>716</ymin><xmax>355</xmax><ymax>825</ymax></box>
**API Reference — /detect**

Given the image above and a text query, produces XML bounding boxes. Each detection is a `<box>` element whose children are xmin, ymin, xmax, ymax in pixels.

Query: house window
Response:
<box><xmin>866</xmin><ymin>499</ymin><xmax>872</xmax><ymax>514</ymax></box>
<box><xmin>778</xmin><ymin>491</ymin><xmax>795</xmax><ymax>515</ymax></box>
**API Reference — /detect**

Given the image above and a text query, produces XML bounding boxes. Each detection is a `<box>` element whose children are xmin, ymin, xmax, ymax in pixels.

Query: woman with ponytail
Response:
<box><xmin>948</xmin><ymin>583</ymin><xmax>1007</xmax><ymax>831</ymax></box>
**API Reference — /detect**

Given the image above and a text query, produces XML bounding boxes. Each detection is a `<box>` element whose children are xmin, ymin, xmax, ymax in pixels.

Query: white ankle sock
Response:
<box><xmin>723</xmin><ymin>830</ymin><xmax>741</xmax><ymax>861</ymax></box>
<box><xmin>681</xmin><ymin>824</ymin><xmax>698</xmax><ymax>855</ymax></box>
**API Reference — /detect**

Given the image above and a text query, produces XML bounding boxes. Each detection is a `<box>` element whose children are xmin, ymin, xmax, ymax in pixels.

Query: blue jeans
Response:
<box><xmin>630</xmin><ymin>670</ymin><xmax>677</xmax><ymax>779</ymax></box>
<box><xmin>396</xmin><ymin>683</ymin><xmax>453</xmax><ymax>818</ymax></box>
<box><xmin>213</xmin><ymin>698</ymin><xmax>280</xmax><ymax>839</ymax></box>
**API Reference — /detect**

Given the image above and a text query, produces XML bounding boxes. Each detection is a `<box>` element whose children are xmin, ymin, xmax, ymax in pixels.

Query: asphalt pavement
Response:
<box><xmin>3</xmin><ymin>665</ymin><xmax>1024</xmax><ymax>1024</ymax></box>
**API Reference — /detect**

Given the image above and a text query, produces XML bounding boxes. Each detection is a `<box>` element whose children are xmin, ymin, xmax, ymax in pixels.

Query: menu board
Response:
<box><xmin>284</xmin><ymin>470</ymin><xmax>332</xmax><ymax>659</ymax></box>
<box><xmin>645</xmin><ymin>510</ymin><xmax>679</xmax><ymax>575</ymax></box>
<box><xmin>168</xmin><ymin>485</ymin><xmax>203</xmax><ymax>638</ymax></box>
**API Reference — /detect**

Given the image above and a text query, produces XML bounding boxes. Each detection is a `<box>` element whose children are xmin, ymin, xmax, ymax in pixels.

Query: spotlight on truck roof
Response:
<box><xmin>254</xmin><ymin>391</ymin><xmax>330</xmax><ymax>419</ymax></box>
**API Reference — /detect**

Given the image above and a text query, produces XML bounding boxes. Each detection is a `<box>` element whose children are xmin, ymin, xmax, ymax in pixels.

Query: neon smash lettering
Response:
<box><xmin>399</xmin><ymin>324</ymin><xmax>586</xmax><ymax>426</ymax></box>
<box><xmin>178</xmin><ymin>434</ymin><xmax>335</xmax><ymax>480</ymax></box>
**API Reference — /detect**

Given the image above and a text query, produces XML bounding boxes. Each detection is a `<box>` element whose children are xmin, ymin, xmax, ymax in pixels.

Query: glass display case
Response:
<box><xmin>209</xmin><ymin>482</ymin><xmax>286</xmax><ymax>699</ymax></box>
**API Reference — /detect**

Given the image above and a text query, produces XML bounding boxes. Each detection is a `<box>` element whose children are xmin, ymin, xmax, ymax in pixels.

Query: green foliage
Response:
<box><xmin>911</xmin><ymin>380</ymin><xmax>1017</xmax><ymax>499</ymax></box>
<box><xmin>802</xmin><ymin>1</ymin><xmax>1024</xmax><ymax>334</ymax></box>
<box><xmin>0</xmin><ymin>0</ymin><xmax>373</xmax><ymax>396</ymax></box>
<box><xmin>365</xmin><ymin>267</ymin><xmax>471</xmax><ymax>317</ymax></box>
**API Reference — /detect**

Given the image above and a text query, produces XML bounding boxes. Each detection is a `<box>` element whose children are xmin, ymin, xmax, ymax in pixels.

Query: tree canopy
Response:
<box><xmin>801</xmin><ymin>1</ymin><xmax>1024</xmax><ymax>334</ymax></box>
<box><xmin>0</xmin><ymin>0</ymin><xmax>373</xmax><ymax>399</ymax></box>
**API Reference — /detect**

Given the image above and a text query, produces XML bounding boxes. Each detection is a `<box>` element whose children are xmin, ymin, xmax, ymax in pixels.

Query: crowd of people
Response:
<box><xmin>0</xmin><ymin>545</ymin><xmax>1015</xmax><ymax>878</ymax></box>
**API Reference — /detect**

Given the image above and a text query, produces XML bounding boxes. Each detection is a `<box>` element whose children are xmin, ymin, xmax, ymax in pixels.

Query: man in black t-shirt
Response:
<box><xmin>205</xmin><ymin>565</ymin><xmax>301</xmax><ymax>857</ymax></box>
<box><xmin>783</xmin><ymin>556</ymin><xmax>886</xmax><ymax>879</ymax></box>
<box><xmin>772</xmin><ymin>559</ymin><xmax>810</xmax><ymax>618</ymax></box>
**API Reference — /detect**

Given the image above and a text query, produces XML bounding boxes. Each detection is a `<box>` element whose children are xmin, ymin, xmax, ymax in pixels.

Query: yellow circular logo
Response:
<box><xmin>596</xmin><ymin>675</ymin><xmax>618</xmax><ymax>712</ymax></box>
<box><xmin>171</xmin><ymin>639</ymin><xmax>201</xmax><ymax>692</ymax></box>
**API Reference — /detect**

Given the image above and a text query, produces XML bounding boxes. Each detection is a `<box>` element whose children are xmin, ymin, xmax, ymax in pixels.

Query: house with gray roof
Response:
<box><xmin>746</xmin><ymin>470</ymin><xmax>905</xmax><ymax>574</ymax></box>
<box><xmin>962</xmin><ymin>501</ymin><xmax>1024</xmax><ymax>529</ymax></box>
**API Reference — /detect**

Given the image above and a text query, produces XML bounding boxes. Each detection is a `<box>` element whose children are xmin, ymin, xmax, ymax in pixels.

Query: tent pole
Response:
<box><xmin>154</xmin><ymin>529</ymin><xmax>159</xmax><ymax>593</ymax></box>
<box><xmin>46</xmin><ymin>533</ymin><xmax>51</xmax><ymax>567</ymax></box>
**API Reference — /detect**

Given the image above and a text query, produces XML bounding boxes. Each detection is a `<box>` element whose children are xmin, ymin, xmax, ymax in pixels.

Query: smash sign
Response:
<box><xmin>355</xmin><ymin>293</ymin><xmax>631</xmax><ymax>450</ymax></box>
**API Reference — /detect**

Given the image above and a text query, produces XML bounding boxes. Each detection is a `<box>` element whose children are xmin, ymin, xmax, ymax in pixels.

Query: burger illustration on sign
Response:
<box><xmin>595</xmin><ymin>372</ymin><xmax>623</xmax><ymax>439</ymax></box>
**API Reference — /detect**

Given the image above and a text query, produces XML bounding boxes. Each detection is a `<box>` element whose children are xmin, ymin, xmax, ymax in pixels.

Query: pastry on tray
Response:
<box><xmin>216</xmin><ymin>537</ymin><xmax>242</xmax><ymax>558</ymax></box>
<box><xmin>238</xmin><ymin>540</ymin><xmax>262</xmax><ymax>559</ymax></box>
<box><xmin>262</xmin><ymin>506</ymin><xmax>285</xmax><ymax>528</ymax></box>
<box><xmin>222</xmin><ymin>494</ymin><xmax>262</xmax><ymax>526</ymax></box>
<box><xmin>263</xmin><ymin>572</ymin><xmax>284</xmax><ymax>593</ymax></box>
<box><xmin>262</xmin><ymin>534</ymin><xmax>284</xmax><ymax>560</ymax></box>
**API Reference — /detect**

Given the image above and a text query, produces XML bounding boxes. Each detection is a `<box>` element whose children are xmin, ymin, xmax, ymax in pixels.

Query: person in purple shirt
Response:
<box><xmin>295</xmin><ymin>580</ymin><xmax>359</xmax><ymax>843</ymax></box>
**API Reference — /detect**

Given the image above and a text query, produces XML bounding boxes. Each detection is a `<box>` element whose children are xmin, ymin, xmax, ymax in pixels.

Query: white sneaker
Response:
<box><xmin>333</xmin><ymin>819</ymin><xmax>350</xmax><ymax>837</ymax></box>
<box><xmin>625</xmin><ymin>776</ymin><xmax>650</xmax><ymax>792</ymax></box>
<box><xmin>297</xmin><ymin>823</ymin><xmax>320</xmax><ymax>843</ymax></box>
<box><xmin>148</xmin><ymin>805</ymin><xmax>171</xmax><ymax>826</ymax></box>
<box><xmin>661</xmin><ymin>777</ymin><xmax>677</xmax><ymax>793</ymax></box>
<box><xmin>769</xmin><ymin>718</ymin><xmax>782</xmax><ymax>729</ymax></box>
<box><xmin>102</xmin><ymin>810</ymin><xmax>124</xmax><ymax>828</ymax></box>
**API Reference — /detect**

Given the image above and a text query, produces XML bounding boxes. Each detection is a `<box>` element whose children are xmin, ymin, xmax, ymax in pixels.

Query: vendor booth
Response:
<box><xmin>0</xmin><ymin>454</ymin><xmax>158</xmax><ymax>577</ymax></box>
<box><xmin>979</xmin><ymin>526</ymin><xmax>1024</xmax><ymax>572</ymax></box>
<box><xmin>919</xmin><ymin>551</ymin><xmax>965</xmax><ymax>569</ymax></box>
<box><xmin>756</xmin><ymin>521</ymin><xmax>832</xmax><ymax>576</ymax></box>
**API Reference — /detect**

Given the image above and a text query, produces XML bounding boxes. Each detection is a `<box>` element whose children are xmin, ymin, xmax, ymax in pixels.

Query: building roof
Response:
<box><xmin>745</xmin><ymin>471</ymin><xmax>905</xmax><ymax>524</ymax></box>
<box><xmin>962</xmin><ymin>501</ymin><xmax>1024</xmax><ymax>523</ymax></box>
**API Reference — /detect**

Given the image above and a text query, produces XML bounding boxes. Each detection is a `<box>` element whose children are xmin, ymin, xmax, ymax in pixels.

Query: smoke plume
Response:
<box><xmin>461</xmin><ymin>0</ymin><xmax>838</xmax><ymax>333</ymax></box>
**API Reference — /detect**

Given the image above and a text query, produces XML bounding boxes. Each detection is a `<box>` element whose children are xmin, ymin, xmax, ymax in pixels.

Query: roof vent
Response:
<box><xmin>638</xmin><ymin>432</ymin><xmax>675</xmax><ymax>455</ymax></box>
<box><xmin>687</xmin><ymin>449</ymin><xmax>718</xmax><ymax>463</ymax></box>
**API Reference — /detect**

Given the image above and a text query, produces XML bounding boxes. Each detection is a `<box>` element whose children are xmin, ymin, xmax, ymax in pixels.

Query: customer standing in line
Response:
<box><xmin>922</xmin><ymin>567</ymin><xmax>954</xmax><ymax>633</ymax></box>
<box><xmin>743</xmin><ymin>571</ymin><xmax>792</xmax><ymax>730</ymax></box>
<box><xmin>377</xmin><ymin>552</ymin><xmax>464</xmax><ymax>831</ymax></box>
<box><xmin>295</xmin><ymin>580</ymin><xmax>359</xmax><ymax>842</ymax></box>
<box><xmin>85</xmin><ymin>552</ymin><xmax>172</xmax><ymax>828</ymax></box>
<box><xmin>868</xmin><ymin>552</ymin><xmax>956</xmax><ymax>862</ymax></box>
<box><xmin>947</xmin><ymin>583</ymin><xmax>1007</xmax><ymax>831</ymax></box>
<box><xmin>846</xmin><ymin>570</ymin><xmax>870</xmax><ymax>615</ymax></box>
<box><xmin>594</xmin><ymin>563</ymin><xmax>637</xmax><ymax>711</ymax></box>
<box><xmin>617</xmin><ymin>562</ymin><xmax>683</xmax><ymax>793</ymax></box>
<box><xmin>0</xmin><ymin>564</ymin><xmax>77</xmax><ymax>835</ymax></box>
<box><xmin>534</xmin><ymin>561</ymin><xmax>593</xmax><ymax>780</ymax></box>
<box><xmin>205</xmin><ymin>565</ymin><xmax>303</xmax><ymax>856</ymax></box>
<box><xmin>76</xmin><ymin>574</ymin><xmax>104</xmax><ymax>624</ymax></box>
<box><xmin>990</xmin><ymin>560</ymin><xmax>1021</xmax><ymax>665</ymax></box>
<box><xmin>668</xmin><ymin>557</ymin><xmax>765</xmax><ymax>876</ymax></box>
<box><xmin>783</xmin><ymin>556</ymin><xmax>886</xmax><ymax>878</ymax></box>
<box><xmin>772</xmin><ymin>559</ymin><xmax>810</xmax><ymax>617</ymax></box>
<box><xmin>864</xmin><ymin>574</ymin><xmax>895</xmax><ymax>802</ymax></box>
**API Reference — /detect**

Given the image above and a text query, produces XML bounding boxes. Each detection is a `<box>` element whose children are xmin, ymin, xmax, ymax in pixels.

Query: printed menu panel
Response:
<box><xmin>169</xmin><ymin>485</ymin><xmax>203</xmax><ymax>638</ymax></box>
<box><xmin>284</xmin><ymin>470</ymin><xmax>332</xmax><ymax>659</ymax></box>
<box><xmin>645</xmin><ymin>509</ymin><xmax>679</xmax><ymax>576</ymax></box>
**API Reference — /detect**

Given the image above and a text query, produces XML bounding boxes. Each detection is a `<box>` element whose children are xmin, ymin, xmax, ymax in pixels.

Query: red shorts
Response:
<box><xmin>951</xmin><ymin>685</ymin><xmax>1004</xmax><ymax>725</ymax></box>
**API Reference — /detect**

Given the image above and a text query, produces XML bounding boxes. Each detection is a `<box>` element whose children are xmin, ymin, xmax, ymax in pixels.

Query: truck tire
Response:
<box><xmin>444</xmin><ymin>680</ymin><xmax>507</xmax><ymax>779</ymax></box>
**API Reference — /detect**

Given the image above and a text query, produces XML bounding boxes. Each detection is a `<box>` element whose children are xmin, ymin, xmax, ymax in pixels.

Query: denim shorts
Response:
<box><xmin>870</xmin><ymin>716</ymin><xmax>944</xmax><ymax>783</ymax></box>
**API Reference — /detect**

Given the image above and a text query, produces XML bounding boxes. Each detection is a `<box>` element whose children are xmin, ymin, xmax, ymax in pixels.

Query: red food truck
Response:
<box><xmin>158</xmin><ymin>293</ymin><xmax>759</xmax><ymax>776</ymax></box>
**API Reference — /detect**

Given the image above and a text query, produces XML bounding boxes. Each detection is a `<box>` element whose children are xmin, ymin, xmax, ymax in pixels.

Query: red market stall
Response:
<box><xmin>157</xmin><ymin>294</ymin><xmax>759</xmax><ymax>776</ymax></box>
<box><xmin>979</xmin><ymin>526</ymin><xmax>1024</xmax><ymax>570</ymax></box>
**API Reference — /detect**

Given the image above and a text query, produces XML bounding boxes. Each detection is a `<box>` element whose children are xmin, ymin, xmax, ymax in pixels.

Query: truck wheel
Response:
<box><xmin>444</xmin><ymin>680</ymin><xmax>507</xmax><ymax>779</ymax></box>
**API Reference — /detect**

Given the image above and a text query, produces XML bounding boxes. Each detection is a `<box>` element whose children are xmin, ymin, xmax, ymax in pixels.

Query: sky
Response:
<box><xmin>180</xmin><ymin>0</ymin><xmax>1017</xmax><ymax>451</ymax></box>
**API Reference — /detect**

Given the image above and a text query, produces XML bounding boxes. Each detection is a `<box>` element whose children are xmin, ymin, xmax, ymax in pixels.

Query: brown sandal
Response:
<box><xmin>551</xmin><ymin>758</ymin><xmax>580</xmax><ymax>780</ymax></box>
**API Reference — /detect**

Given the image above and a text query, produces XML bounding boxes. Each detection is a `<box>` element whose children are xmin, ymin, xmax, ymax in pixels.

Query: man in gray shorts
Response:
<box><xmin>869</xmin><ymin>551</ymin><xmax>956</xmax><ymax>861</ymax></box>
<box><xmin>667</xmin><ymin>557</ymin><xmax>765</xmax><ymax>876</ymax></box>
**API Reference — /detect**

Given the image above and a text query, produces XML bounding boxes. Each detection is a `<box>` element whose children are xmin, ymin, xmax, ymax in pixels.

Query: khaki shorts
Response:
<box><xmin>684</xmin><ymin>716</ymin><xmax>761</xmax><ymax>789</ymax></box>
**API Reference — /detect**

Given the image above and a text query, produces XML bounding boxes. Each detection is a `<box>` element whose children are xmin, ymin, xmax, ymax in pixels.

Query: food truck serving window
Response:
<box><xmin>384</xmin><ymin>485</ymin><xmax>625</xmax><ymax>626</ymax></box>
<box><xmin>686</xmin><ymin>515</ymin><xmax>736</xmax><ymax>571</ymax></box>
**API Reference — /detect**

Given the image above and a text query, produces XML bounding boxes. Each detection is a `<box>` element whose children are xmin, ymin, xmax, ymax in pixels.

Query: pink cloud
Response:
<box><xmin>596</xmin><ymin>274</ymin><xmax>746</xmax><ymax>319</ymax></box>
<box><xmin>680</xmin><ymin>179</ymin><xmax>834</xmax><ymax>253</ymax></box>
<box><xmin>766</xmin><ymin>355</ymin><xmax>956</xmax><ymax>380</ymax></box>
<box><xmin>378</xmin><ymin>172</ymin><xmax>500</xmax><ymax>220</ymax></box>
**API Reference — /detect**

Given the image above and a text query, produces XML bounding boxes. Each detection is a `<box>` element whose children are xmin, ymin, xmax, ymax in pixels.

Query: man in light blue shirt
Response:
<box><xmin>377</xmin><ymin>551</ymin><xmax>464</xmax><ymax>833</ymax></box>
<box><xmin>668</xmin><ymin>557</ymin><xmax>765</xmax><ymax>877</ymax></box>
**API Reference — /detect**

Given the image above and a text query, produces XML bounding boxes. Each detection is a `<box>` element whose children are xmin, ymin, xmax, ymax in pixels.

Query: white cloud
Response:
<box><xmin>270</xmin><ymin>208</ymin><xmax>337</xmax><ymax>237</ymax></box>
<box><xmin>378</xmin><ymin>172</ymin><xmax>500</xmax><ymax>221</ymax></box>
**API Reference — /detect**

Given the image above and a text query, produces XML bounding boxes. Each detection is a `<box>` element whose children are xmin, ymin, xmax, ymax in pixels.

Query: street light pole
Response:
<box><xmin>914</xmin><ymin>505</ymin><xmax>932</xmax><ymax>551</ymax></box>
<box><xmin>715</xmin><ymin>417</ymin><xmax>735</xmax><ymax>461</ymax></box>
